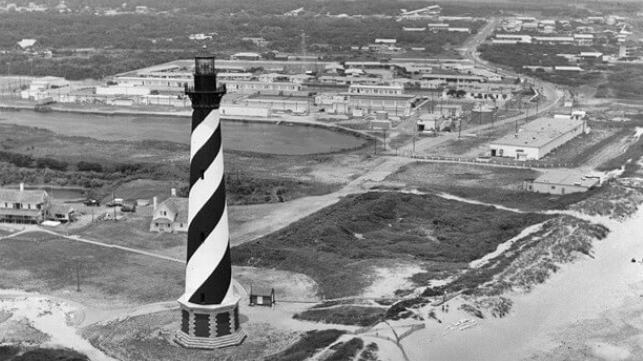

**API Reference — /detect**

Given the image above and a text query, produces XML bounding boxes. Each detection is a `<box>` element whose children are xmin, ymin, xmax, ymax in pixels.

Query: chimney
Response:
<box><xmin>19</xmin><ymin>183</ymin><xmax>24</xmax><ymax>192</ymax></box>
<box><xmin>171</xmin><ymin>188</ymin><xmax>176</xmax><ymax>197</ymax></box>
<box><xmin>153</xmin><ymin>196</ymin><xmax>158</xmax><ymax>209</ymax></box>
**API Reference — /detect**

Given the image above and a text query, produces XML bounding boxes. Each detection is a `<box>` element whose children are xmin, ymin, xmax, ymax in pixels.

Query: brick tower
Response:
<box><xmin>176</xmin><ymin>56</ymin><xmax>245</xmax><ymax>349</ymax></box>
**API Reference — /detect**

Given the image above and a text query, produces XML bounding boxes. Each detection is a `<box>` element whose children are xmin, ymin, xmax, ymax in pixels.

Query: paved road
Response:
<box><xmin>400</xmin><ymin>17</ymin><xmax>564</xmax><ymax>156</ymax></box>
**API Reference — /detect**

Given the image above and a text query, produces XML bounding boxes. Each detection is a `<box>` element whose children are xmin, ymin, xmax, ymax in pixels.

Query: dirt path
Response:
<box><xmin>0</xmin><ymin>291</ymin><xmax>119</xmax><ymax>361</ymax></box>
<box><xmin>230</xmin><ymin>156</ymin><xmax>415</xmax><ymax>246</ymax></box>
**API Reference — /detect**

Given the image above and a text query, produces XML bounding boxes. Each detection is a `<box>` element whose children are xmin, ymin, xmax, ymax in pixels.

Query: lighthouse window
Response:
<box><xmin>201</xmin><ymin>169</ymin><xmax>205</xmax><ymax>179</ymax></box>
<box><xmin>200</xmin><ymin>293</ymin><xmax>205</xmax><ymax>303</ymax></box>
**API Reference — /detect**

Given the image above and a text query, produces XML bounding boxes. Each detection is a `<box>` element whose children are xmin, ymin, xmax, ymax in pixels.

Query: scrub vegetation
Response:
<box><xmin>232</xmin><ymin>192</ymin><xmax>551</xmax><ymax>298</ymax></box>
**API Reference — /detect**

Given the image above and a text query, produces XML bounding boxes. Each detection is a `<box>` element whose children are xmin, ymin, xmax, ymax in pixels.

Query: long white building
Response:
<box><xmin>489</xmin><ymin>117</ymin><xmax>588</xmax><ymax>160</ymax></box>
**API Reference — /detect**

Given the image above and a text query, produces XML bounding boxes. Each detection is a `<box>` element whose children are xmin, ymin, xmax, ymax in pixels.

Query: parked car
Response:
<box><xmin>83</xmin><ymin>199</ymin><xmax>100</xmax><ymax>207</ymax></box>
<box><xmin>106</xmin><ymin>198</ymin><xmax>124</xmax><ymax>207</ymax></box>
<box><xmin>120</xmin><ymin>202</ymin><xmax>137</xmax><ymax>213</ymax></box>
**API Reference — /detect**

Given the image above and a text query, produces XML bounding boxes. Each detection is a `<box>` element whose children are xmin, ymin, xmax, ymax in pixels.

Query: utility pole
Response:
<box><xmin>76</xmin><ymin>259</ymin><xmax>81</xmax><ymax>292</ymax></box>
<box><xmin>383</xmin><ymin>129</ymin><xmax>387</xmax><ymax>153</ymax></box>
<box><xmin>412</xmin><ymin>132</ymin><xmax>416</xmax><ymax>155</ymax></box>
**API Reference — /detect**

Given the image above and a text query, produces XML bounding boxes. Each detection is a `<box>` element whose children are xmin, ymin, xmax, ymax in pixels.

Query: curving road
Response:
<box><xmin>399</xmin><ymin>17</ymin><xmax>564</xmax><ymax>156</ymax></box>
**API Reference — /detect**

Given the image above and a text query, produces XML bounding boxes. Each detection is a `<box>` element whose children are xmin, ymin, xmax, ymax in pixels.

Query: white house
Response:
<box><xmin>0</xmin><ymin>184</ymin><xmax>50</xmax><ymax>224</ymax></box>
<box><xmin>149</xmin><ymin>195</ymin><xmax>188</xmax><ymax>233</ymax></box>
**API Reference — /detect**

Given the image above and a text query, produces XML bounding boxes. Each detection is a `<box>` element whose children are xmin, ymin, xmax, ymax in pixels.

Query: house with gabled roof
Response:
<box><xmin>149</xmin><ymin>193</ymin><xmax>188</xmax><ymax>233</ymax></box>
<box><xmin>0</xmin><ymin>183</ymin><xmax>50</xmax><ymax>223</ymax></box>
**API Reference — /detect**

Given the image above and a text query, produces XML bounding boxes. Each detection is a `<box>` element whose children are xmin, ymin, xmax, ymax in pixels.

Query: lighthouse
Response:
<box><xmin>176</xmin><ymin>56</ymin><xmax>245</xmax><ymax>348</ymax></box>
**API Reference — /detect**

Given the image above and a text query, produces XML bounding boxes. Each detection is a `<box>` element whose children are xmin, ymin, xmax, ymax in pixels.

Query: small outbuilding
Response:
<box><xmin>48</xmin><ymin>204</ymin><xmax>75</xmax><ymax>223</ymax></box>
<box><xmin>524</xmin><ymin>171</ymin><xmax>600</xmax><ymax>195</ymax></box>
<box><xmin>249</xmin><ymin>285</ymin><xmax>276</xmax><ymax>307</ymax></box>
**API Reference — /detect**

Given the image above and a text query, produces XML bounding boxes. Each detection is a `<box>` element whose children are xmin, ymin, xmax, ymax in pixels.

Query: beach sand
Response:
<box><xmin>399</xmin><ymin>206</ymin><xmax>643</xmax><ymax>361</ymax></box>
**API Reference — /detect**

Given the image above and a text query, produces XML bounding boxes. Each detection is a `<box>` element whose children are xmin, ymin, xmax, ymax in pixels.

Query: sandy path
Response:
<box><xmin>0</xmin><ymin>292</ymin><xmax>119</xmax><ymax>361</ymax></box>
<box><xmin>229</xmin><ymin>156</ymin><xmax>414</xmax><ymax>246</ymax></box>
<box><xmin>400</xmin><ymin>205</ymin><xmax>643</xmax><ymax>361</ymax></box>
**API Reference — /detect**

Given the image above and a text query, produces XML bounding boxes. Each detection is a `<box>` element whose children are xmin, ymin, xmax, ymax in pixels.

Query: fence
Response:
<box><xmin>388</xmin><ymin>151</ymin><xmax>579</xmax><ymax>169</ymax></box>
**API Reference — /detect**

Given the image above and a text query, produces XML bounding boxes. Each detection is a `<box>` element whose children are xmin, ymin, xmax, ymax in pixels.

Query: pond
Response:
<box><xmin>6</xmin><ymin>185</ymin><xmax>85</xmax><ymax>201</ymax></box>
<box><xmin>0</xmin><ymin>110</ymin><xmax>367</xmax><ymax>155</ymax></box>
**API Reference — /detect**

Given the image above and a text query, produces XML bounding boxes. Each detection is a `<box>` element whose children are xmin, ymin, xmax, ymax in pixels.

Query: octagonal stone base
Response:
<box><xmin>175</xmin><ymin>300</ymin><xmax>246</xmax><ymax>349</ymax></box>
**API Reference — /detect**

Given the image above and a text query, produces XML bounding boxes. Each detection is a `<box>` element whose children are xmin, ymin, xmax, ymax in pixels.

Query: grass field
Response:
<box><xmin>542</xmin><ymin>125</ymin><xmax>626</xmax><ymax>166</ymax></box>
<box><xmin>75</xmin><ymin>210</ymin><xmax>185</xmax><ymax>256</ymax></box>
<box><xmin>294</xmin><ymin>306</ymin><xmax>386</xmax><ymax>327</ymax></box>
<box><xmin>0</xmin><ymin>236</ymin><xmax>184</xmax><ymax>307</ymax></box>
<box><xmin>264</xmin><ymin>329</ymin><xmax>346</xmax><ymax>361</ymax></box>
<box><xmin>386</xmin><ymin>162</ymin><xmax>596</xmax><ymax>211</ymax></box>
<box><xmin>232</xmin><ymin>192</ymin><xmax>551</xmax><ymax>298</ymax></box>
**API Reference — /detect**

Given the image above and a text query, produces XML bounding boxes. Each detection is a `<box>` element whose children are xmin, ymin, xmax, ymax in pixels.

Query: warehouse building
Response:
<box><xmin>489</xmin><ymin>117</ymin><xmax>588</xmax><ymax>160</ymax></box>
<box><xmin>523</xmin><ymin>171</ymin><xmax>600</xmax><ymax>195</ymax></box>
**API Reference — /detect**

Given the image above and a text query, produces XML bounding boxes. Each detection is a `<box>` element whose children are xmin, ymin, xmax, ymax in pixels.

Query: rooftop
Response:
<box><xmin>533</xmin><ymin>171</ymin><xmax>600</xmax><ymax>188</ymax></box>
<box><xmin>157</xmin><ymin>197</ymin><xmax>188</xmax><ymax>223</ymax></box>
<box><xmin>491</xmin><ymin>117</ymin><xmax>584</xmax><ymax>148</ymax></box>
<box><xmin>0</xmin><ymin>188</ymin><xmax>48</xmax><ymax>204</ymax></box>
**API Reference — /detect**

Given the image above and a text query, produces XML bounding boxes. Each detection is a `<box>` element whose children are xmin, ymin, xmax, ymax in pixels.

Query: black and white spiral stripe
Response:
<box><xmin>182</xmin><ymin>108</ymin><xmax>233</xmax><ymax>305</ymax></box>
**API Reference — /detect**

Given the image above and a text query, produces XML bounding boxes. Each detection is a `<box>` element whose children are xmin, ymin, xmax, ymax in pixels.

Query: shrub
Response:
<box><xmin>35</xmin><ymin>157</ymin><xmax>68</xmax><ymax>171</ymax></box>
<box><xmin>265</xmin><ymin>330</ymin><xmax>345</xmax><ymax>361</ymax></box>
<box><xmin>77</xmin><ymin>161</ymin><xmax>103</xmax><ymax>172</ymax></box>
<box><xmin>0</xmin><ymin>151</ymin><xmax>34</xmax><ymax>167</ymax></box>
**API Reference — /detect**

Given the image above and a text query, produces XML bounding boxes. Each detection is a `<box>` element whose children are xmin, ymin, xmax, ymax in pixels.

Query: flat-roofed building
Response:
<box><xmin>216</xmin><ymin>72</ymin><xmax>254</xmax><ymax>82</ymax></box>
<box><xmin>230</xmin><ymin>52</ymin><xmax>262</xmax><ymax>60</ymax></box>
<box><xmin>521</xmin><ymin>22</ymin><xmax>539</xmax><ymax>31</ymax></box>
<box><xmin>348</xmin><ymin>84</ymin><xmax>404</xmax><ymax>95</ymax></box>
<box><xmin>524</xmin><ymin>171</ymin><xmax>600</xmax><ymax>195</ymax></box>
<box><xmin>447</xmin><ymin>81</ymin><xmax>521</xmax><ymax>101</ymax></box>
<box><xmin>220</xmin><ymin>80</ymin><xmax>302</xmax><ymax>94</ymax></box>
<box><xmin>489</xmin><ymin>117</ymin><xmax>588</xmax><ymax>160</ymax></box>
<box><xmin>421</xmin><ymin>73</ymin><xmax>484</xmax><ymax>84</ymax></box>
<box><xmin>448</xmin><ymin>27</ymin><xmax>470</xmax><ymax>33</ymax></box>
<box><xmin>346</xmin><ymin>93</ymin><xmax>418</xmax><ymax>116</ymax></box>
<box><xmin>427</xmin><ymin>23</ymin><xmax>449</xmax><ymax>31</ymax></box>
<box><xmin>439</xmin><ymin>16</ymin><xmax>473</xmax><ymax>22</ymax></box>
<box><xmin>554</xmin><ymin>66</ymin><xmax>583</xmax><ymax>72</ymax></box>
<box><xmin>495</xmin><ymin>34</ymin><xmax>532</xmax><ymax>43</ymax></box>
<box><xmin>533</xmin><ymin>36</ymin><xmax>575</xmax><ymax>45</ymax></box>
<box><xmin>403</xmin><ymin>27</ymin><xmax>426</xmax><ymax>32</ymax></box>
<box><xmin>220</xmin><ymin>93</ymin><xmax>311</xmax><ymax>117</ymax></box>
<box><xmin>574</xmin><ymin>34</ymin><xmax>594</xmax><ymax>46</ymax></box>
<box><xmin>493</xmin><ymin>39</ymin><xmax>519</xmax><ymax>45</ymax></box>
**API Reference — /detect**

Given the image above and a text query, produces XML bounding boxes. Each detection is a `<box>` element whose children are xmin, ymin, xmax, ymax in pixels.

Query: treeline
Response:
<box><xmin>0</xmin><ymin>51</ymin><xmax>197</xmax><ymax>80</ymax></box>
<box><xmin>596</xmin><ymin>65</ymin><xmax>643</xmax><ymax>100</ymax></box>
<box><xmin>9</xmin><ymin>0</ymin><xmax>593</xmax><ymax>17</ymax></box>
<box><xmin>0</xmin><ymin>150</ymin><xmax>149</xmax><ymax>174</ymax></box>
<box><xmin>479</xmin><ymin>43</ymin><xmax>587</xmax><ymax>70</ymax></box>
<box><xmin>0</xmin><ymin>13</ymin><xmax>481</xmax><ymax>52</ymax></box>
